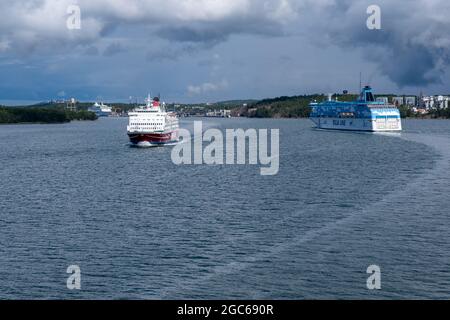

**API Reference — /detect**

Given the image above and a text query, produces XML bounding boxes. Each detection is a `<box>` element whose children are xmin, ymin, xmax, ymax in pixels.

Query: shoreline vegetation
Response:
<box><xmin>240</xmin><ymin>95</ymin><xmax>450</xmax><ymax>119</ymax></box>
<box><xmin>176</xmin><ymin>94</ymin><xmax>450</xmax><ymax>119</ymax></box>
<box><xmin>0</xmin><ymin>106</ymin><xmax>97</xmax><ymax>124</ymax></box>
<box><xmin>2</xmin><ymin>93</ymin><xmax>450</xmax><ymax>124</ymax></box>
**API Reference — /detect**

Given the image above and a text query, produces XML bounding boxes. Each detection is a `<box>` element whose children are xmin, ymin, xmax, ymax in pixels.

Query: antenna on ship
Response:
<box><xmin>359</xmin><ymin>72</ymin><xmax>362</xmax><ymax>93</ymax></box>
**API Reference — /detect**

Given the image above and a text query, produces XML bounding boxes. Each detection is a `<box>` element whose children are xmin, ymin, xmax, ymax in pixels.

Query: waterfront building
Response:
<box><xmin>66</xmin><ymin>98</ymin><xmax>77</xmax><ymax>112</ymax></box>
<box><xmin>405</xmin><ymin>96</ymin><xmax>417</xmax><ymax>106</ymax></box>
<box><xmin>376</xmin><ymin>97</ymin><xmax>389</xmax><ymax>104</ymax></box>
<box><xmin>205</xmin><ymin>109</ymin><xmax>232</xmax><ymax>118</ymax></box>
<box><xmin>392</xmin><ymin>97</ymin><xmax>404</xmax><ymax>106</ymax></box>
<box><xmin>421</xmin><ymin>96</ymin><xmax>449</xmax><ymax>110</ymax></box>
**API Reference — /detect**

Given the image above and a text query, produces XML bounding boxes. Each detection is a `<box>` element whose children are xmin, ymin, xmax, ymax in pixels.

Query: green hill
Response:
<box><xmin>240</xmin><ymin>94</ymin><xmax>329</xmax><ymax>118</ymax></box>
<box><xmin>0</xmin><ymin>107</ymin><xmax>97</xmax><ymax>124</ymax></box>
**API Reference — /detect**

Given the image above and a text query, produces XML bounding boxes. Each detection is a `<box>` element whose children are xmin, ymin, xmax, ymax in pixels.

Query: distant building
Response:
<box><xmin>405</xmin><ymin>96</ymin><xmax>416</xmax><ymax>106</ymax></box>
<box><xmin>376</xmin><ymin>97</ymin><xmax>389</xmax><ymax>104</ymax></box>
<box><xmin>421</xmin><ymin>95</ymin><xmax>449</xmax><ymax>110</ymax></box>
<box><xmin>438</xmin><ymin>96</ymin><xmax>449</xmax><ymax>109</ymax></box>
<box><xmin>66</xmin><ymin>98</ymin><xmax>77</xmax><ymax>112</ymax></box>
<box><xmin>206</xmin><ymin>109</ymin><xmax>231</xmax><ymax>118</ymax></box>
<box><xmin>392</xmin><ymin>97</ymin><xmax>404</xmax><ymax>106</ymax></box>
<box><xmin>422</xmin><ymin>96</ymin><xmax>433</xmax><ymax>110</ymax></box>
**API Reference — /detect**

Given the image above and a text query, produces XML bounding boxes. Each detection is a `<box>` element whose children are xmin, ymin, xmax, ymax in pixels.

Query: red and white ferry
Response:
<box><xmin>127</xmin><ymin>95</ymin><xmax>179</xmax><ymax>147</ymax></box>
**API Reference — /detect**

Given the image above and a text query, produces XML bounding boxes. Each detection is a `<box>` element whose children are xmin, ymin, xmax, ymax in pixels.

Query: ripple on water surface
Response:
<box><xmin>0</xmin><ymin>118</ymin><xmax>449</xmax><ymax>299</ymax></box>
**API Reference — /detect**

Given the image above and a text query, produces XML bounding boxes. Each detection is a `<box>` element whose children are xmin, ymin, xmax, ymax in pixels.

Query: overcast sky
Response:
<box><xmin>1</xmin><ymin>0</ymin><xmax>449</xmax><ymax>104</ymax></box>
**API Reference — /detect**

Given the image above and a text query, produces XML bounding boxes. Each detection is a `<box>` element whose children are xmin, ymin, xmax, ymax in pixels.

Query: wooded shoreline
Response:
<box><xmin>0</xmin><ymin>107</ymin><xmax>97</xmax><ymax>124</ymax></box>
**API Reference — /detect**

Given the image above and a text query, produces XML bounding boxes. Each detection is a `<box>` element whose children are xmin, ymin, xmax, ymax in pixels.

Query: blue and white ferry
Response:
<box><xmin>309</xmin><ymin>86</ymin><xmax>402</xmax><ymax>132</ymax></box>
<box><xmin>88</xmin><ymin>102</ymin><xmax>113</xmax><ymax>117</ymax></box>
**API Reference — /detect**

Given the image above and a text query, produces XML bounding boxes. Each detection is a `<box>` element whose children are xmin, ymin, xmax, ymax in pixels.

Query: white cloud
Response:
<box><xmin>1</xmin><ymin>0</ymin><xmax>450</xmax><ymax>88</ymax></box>
<box><xmin>0</xmin><ymin>0</ymin><xmax>299</xmax><ymax>55</ymax></box>
<box><xmin>0</xmin><ymin>40</ymin><xmax>10</xmax><ymax>52</ymax></box>
<box><xmin>187</xmin><ymin>79</ymin><xmax>228</xmax><ymax>96</ymax></box>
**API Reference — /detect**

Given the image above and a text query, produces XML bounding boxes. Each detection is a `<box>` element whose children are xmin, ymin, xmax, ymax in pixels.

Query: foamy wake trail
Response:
<box><xmin>158</xmin><ymin>131</ymin><xmax>450</xmax><ymax>298</ymax></box>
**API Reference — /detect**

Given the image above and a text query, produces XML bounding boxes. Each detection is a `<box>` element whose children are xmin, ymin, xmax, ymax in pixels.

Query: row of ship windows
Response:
<box><xmin>316</xmin><ymin>114</ymin><xmax>355</xmax><ymax>118</ymax></box>
<box><xmin>130</xmin><ymin>123</ymin><xmax>163</xmax><ymax>126</ymax></box>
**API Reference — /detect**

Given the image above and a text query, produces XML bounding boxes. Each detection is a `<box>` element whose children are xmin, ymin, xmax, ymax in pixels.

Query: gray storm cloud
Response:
<box><xmin>313</xmin><ymin>0</ymin><xmax>450</xmax><ymax>87</ymax></box>
<box><xmin>0</xmin><ymin>0</ymin><xmax>449</xmax><ymax>88</ymax></box>
<box><xmin>0</xmin><ymin>0</ymin><xmax>295</xmax><ymax>50</ymax></box>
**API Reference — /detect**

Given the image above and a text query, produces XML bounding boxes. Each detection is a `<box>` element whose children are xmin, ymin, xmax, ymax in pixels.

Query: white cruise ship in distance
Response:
<box><xmin>309</xmin><ymin>86</ymin><xmax>402</xmax><ymax>132</ymax></box>
<box><xmin>88</xmin><ymin>102</ymin><xmax>113</xmax><ymax>117</ymax></box>
<box><xmin>127</xmin><ymin>95</ymin><xmax>179</xmax><ymax>147</ymax></box>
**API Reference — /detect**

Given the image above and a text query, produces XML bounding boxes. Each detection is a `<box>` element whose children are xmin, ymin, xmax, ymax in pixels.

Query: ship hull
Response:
<box><xmin>94</xmin><ymin>112</ymin><xmax>112</xmax><ymax>117</ymax></box>
<box><xmin>98</xmin><ymin>112</ymin><xmax>112</xmax><ymax>117</ymax></box>
<box><xmin>310</xmin><ymin>117</ymin><xmax>402</xmax><ymax>132</ymax></box>
<box><xmin>128</xmin><ymin>131</ymin><xmax>179</xmax><ymax>147</ymax></box>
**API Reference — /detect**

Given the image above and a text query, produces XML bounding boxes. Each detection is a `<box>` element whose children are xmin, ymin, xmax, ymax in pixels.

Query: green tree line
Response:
<box><xmin>0</xmin><ymin>107</ymin><xmax>97</xmax><ymax>124</ymax></box>
<box><xmin>241</xmin><ymin>94</ymin><xmax>327</xmax><ymax>118</ymax></box>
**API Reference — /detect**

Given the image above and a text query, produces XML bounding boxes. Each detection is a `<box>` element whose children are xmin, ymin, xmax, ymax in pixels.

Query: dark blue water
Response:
<box><xmin>0</xmin><ymin>118</ymin><xmax>449</xmax><ymax>299</ymax></box>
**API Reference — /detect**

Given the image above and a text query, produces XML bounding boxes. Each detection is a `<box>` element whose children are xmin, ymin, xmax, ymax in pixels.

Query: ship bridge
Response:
<box><xmin>359</xmin><ymin>86</ymin><xmax>375</xmax><ymax>102</ymax></box>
